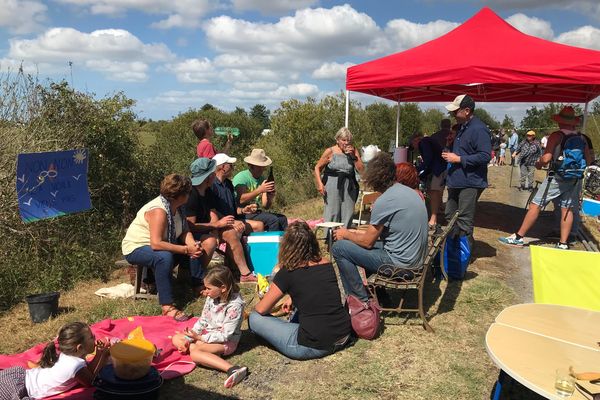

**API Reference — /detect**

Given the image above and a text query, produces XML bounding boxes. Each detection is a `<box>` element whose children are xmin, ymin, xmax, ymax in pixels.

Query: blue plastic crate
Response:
<box><xmin>246</xmin><ymin>231</ymin><xmax>284</xmax><ymax>276</ymax></box>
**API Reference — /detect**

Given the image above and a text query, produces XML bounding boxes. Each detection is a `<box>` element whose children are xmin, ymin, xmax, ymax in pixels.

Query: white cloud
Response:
<box><xmin>166</xmin><ymin>58</ymin><xmax>216</xmax><ymax>83</ymax></box>
<box><xmin>233</xmin><ymin>81</ymin><xmax>279</xmax><ymax>90</ymax></box>
<box><xmin>7</xmin><ymin>28</ymin><xmax>174</xmax><ymax>81</ymax></box>
<box><xmin>231</xmin><ymin>0</ymin><xmax>319</xmax><ymax>15</ymax></box>
<box><xmin>312</xmin><ymin>62</ymin><xmax>354</xmax><ymax>80</ymax></box>
<box><xmin>0</xmin><ymin>0</ymin><xmax>47</xmax><ymax>34</ymax></box>
<box><xmin>506</xmin><ymin>13</ymin><xmax>554</xmax><ymax>39</ymax></box>
<box><xmin>149</xmin><ymin>83</ymin><xmax>320</xmax><ymax>110</ymax></box>
<box><xmin>556</xmin><ymin>26</ymin><xmax>600</xmax><ymax>50</ymax></box>
<box><xmin>204</xmin><ymin>5</ymin><xmax>380</xmax><ymax>59</ymax></box>
<box><xmin>56</xmin><ymin>0</ymin><xmax>215</xmax><ymax>29</ymax></box>
<box><xmin>383</xmin><ymin>18</ymin><xmax>459</xmax><ymax>52</ymax></box>
<box><xmin>85</xmin><ymin>59</ymin><xmax>148</xmax><ymax>82</ymax></box>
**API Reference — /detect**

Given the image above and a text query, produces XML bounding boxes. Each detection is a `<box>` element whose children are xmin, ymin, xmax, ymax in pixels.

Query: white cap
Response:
<box><xmin>445</xmin><ymin>94</ymin><xmax>475</xmax><ymax>112</ymax></box>
<box><xmin>212</xmin><ymin>153</ymin><xmax>237</xmax><ymax>166</ymax></box>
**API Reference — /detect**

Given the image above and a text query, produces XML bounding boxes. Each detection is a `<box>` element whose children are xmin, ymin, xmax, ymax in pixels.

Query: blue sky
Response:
<box><xmin>1</xmin><ymin>0</ymin><xmax>600</xmax><ymax>124</ymax></box>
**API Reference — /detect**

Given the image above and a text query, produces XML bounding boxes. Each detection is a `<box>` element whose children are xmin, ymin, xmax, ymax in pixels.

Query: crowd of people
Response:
<box><xmin>6</xmin><ymin>96</ymin><xmax>595</xmax><ymax>398</ymax></box>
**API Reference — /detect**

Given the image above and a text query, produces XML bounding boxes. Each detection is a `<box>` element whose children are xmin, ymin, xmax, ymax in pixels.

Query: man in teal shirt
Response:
<box><xmin>232</xmin><ymin>148</ymin><xmax>288</xmax><ymax>231</ymax></box>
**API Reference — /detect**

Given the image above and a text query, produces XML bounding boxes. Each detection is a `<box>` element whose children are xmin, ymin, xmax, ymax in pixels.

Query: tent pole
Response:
<box><xmin>583</xmin><ymin>101</ymin><xmax>589</xmax><ymax>132</ymax></box>
<box><xmin>345</xmin><ymin>90</ymin><xmax>349</xmax><ymax>128</ymax></box>
<box><xmin>395</xmin><ymin>99</ymin><xmax>401</xmax><ymax>147</ymax></box>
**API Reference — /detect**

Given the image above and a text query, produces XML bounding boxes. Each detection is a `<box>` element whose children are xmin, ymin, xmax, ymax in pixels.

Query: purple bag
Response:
<box><xmin>347</xmin><ymin>295</ymin><xmax>381</xmax><ymax>340</ymax></box>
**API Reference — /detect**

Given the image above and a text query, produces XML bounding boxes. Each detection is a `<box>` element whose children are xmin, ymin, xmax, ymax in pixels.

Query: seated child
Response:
<box><xmin>172</xmin><ymin>266</ymin><xmax>247</xmax><ymax>388</ymax></box>
<box><xmin>0</xmin><ymin>322</ymin><xmax>110</xmax><ymax>399</ymax></box>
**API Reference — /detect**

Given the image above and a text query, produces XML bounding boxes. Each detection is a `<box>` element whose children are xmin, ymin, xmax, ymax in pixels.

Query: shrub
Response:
<box><xmin>0</xmin><ymin>73</ymin><xmax>156</xmax><ymax>309</ymax></box>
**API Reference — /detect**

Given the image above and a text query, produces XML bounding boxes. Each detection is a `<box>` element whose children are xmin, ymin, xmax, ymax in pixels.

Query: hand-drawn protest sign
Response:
<box><xmin>16</xmin><ymin>149</ymin><xmax>91</xmax><ymax>223</ymax></box>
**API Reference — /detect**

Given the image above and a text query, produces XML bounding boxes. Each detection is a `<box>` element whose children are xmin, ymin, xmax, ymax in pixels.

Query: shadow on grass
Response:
<box><xmin>161</xmin><ymin>377</ymin><xmax>241</xmax><ymax>399</ymax></box>
<box><xmin>376</xmin><ymin>268</ymin><xmax>478</xmax><ymax>329</ymax></box>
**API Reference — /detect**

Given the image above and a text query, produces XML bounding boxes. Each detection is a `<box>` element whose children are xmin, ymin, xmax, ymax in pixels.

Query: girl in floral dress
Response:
<box><xmin>172</xmin><ymin>266</ymin><xmax>247</xmax><ymax>388</ymax></box>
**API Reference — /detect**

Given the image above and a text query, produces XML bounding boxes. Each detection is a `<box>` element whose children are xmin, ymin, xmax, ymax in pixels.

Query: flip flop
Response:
<box><xmin>224</xmin><ymin>366</ymin><xmax>248</xmax><ymax>388</ymax></box>
<box><xmin>162</xmin><ymin>306</ymin><xmax>191</xmax><ymax>322</ymax></box>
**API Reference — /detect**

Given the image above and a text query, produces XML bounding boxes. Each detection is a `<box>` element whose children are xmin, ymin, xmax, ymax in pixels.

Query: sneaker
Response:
<box><xmin>555</xmin><ymin>243</ymin><xmax>569</xmax><ymax>250</ymax></box>
<box><xmin>498</xmin><ymin>234</ymin><xmax>524</xmax><ymax>247</ymax></box>
<box><xmin>240</xmin><ymin>273</ymin><xmax>258</xmax><ymax>283</ymax></box>
<box><xmin>224</xmin><ymin>366</ymin><xmax>248</xmax><ymax>388</ymax></box>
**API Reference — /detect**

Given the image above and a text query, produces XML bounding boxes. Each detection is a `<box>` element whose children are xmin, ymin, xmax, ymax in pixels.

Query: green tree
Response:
<box><xmin>421</xmin><ymin>108</ymin><xmax>446</xmax><ymax>136</ymax></box>
<box><xmin>501</xmin><ymin>114</ymin><xmax>515</xmax><ymax>131</ymax></box>
<box><xmin>250</xmin><ymin>104</ymin><xmax>271</xmax><ymax>129</ymax></box>
<box><xmin>364</xmin><ymin>102</ymin><xmax>396</xmax><ymax>150</ymax></box>
<box><xmin>473</xmin><ymin>108</ymin><xmax>500</xmax><ymax>130</ymax></box>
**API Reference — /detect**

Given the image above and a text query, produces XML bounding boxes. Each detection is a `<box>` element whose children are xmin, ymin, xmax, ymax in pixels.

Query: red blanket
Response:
<box><xmin>0</xmin><ymin>315</ymin><xmax>199</xmax><ymax>399</ymax></box>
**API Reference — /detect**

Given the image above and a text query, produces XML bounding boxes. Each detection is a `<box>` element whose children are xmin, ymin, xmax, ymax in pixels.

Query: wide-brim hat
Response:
<box><xmin>244</xmin><ymin>148</ymin><xmax>272</xmax><ymax>167</ymax></box>
<box><xmin>190</xmin><ymin>157</ymin><xmax>216</xmax><ymax>186</ymax></box>
<box><xmin>552</xmin><ymin>106</ymin><xmax>581</xmax><ymax>126</ymax></box>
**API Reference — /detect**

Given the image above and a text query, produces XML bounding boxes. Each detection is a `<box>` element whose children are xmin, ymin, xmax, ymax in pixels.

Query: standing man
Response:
<box><xmin>499</xmin><ymin>106</ymin><xmax>594</xmax><ymax>249</ymax></box>
<box><xmin>233</xmin><ymin>149</ymin><xmax>288</xmax><ymax>231</ymax></box>
<box><xmin>442</xmin><ymin>94</ymin><xmax>491</xmax><ymax>243</ymax></box>
<box><xmin>512</xmin><ymin>130</ymin><xmax>542</xmax><ymax>191</ymax></box>
<box><xmin>508</xmin><ymin>129</ymin><xmax>519</xmax><ymax>166</ymax></box>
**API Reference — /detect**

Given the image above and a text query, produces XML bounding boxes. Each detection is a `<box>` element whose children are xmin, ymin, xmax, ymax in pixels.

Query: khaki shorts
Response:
<box><xmin>427</xmin><ymin>171</ymin><xmax>447</xmax><ymax>191</ymax></box>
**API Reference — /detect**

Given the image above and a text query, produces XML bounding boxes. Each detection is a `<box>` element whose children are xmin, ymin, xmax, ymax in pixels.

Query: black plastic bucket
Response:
<box><xmin>25</xmin><ymin>292</ymin><xmax>60</xmax><ymax>323</ymax></box>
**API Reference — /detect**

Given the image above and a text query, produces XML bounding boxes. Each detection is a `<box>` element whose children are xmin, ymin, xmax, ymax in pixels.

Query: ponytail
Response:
<box><xmin>39</xmin><ymin>341</ymin><xmax>59</xmax><ymax>368</ymax></box>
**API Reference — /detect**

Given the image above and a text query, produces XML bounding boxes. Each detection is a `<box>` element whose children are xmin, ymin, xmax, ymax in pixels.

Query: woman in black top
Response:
<box><xmin>249</xmin><ymin>221</ymin><xmax>352</xmax><ymax>360</ymax></box>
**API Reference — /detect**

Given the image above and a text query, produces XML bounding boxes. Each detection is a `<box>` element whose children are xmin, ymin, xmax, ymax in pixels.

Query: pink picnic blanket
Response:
<box><xmin>0</xmin><ymin>315</ymin><xmax>199</xmax><ymax>399</ymax></box>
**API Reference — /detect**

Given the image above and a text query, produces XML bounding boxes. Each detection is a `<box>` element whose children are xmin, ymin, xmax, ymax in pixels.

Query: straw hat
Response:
<box><xmin>243</xmin><ymin>149</ymin><xmax>272</xmax><ymax>167</ymax></box>
<box><xmin>526</xmin><ymin>130</ymin><xmax>536</xmax><ymax>137</ymax></box>
<box><xmin>551</xmin><ymin>106</ymin><xmax>581</xmax><ymax>126</ymax></box>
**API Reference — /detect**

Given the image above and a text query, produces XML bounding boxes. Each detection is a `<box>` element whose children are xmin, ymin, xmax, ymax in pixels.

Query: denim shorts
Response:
<box><xmin>531</xmin><ymin>174</ymin><xmax>581</xmax><ymax>209</ymax></box>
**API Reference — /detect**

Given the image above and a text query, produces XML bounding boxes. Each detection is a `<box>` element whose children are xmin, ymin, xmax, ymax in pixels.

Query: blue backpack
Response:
<box><xmin>552</xmin><ymin>132</ymin><xmax>587</xmax><ymax>179</ymax></box>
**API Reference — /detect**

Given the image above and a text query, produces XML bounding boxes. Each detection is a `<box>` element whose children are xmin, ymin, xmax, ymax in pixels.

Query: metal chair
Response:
<box><xmin>367</xmin><ymin>212</ymin><xmax>458</xmax><ymax>332</ymax></box>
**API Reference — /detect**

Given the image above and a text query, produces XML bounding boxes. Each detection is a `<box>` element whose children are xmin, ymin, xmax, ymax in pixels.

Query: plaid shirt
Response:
<box><xmin>515</xmin><ymin>139</ymin><xmax>542</xmax><ymax>166</ymax></box>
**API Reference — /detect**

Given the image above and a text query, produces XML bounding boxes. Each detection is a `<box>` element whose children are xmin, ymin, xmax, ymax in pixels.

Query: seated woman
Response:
<box><xmin>249</xmin><ymin>222</ymin><xmax>352</xmax><ymax>360</ymax></box>
<box><xmin>122</xmin><ymin>174</ymin><xmax>203</xmax><ymax>321</ymax></box>
<box><xmin>395</xmin><ymin>162</ymin><xmax>425</xmax><ymax>201</ymax></box>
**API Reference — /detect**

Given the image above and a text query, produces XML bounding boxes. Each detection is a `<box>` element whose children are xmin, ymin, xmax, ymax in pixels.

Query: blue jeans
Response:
<box><xmin>331</xmin><ymin>240</ymin><xmax>392</xmax><ymax>302</ymax></box>
<box><xmin>188</xmin><ymin>232</ymin><xmax>207</xmax><ymax>288</ymax></box>
<box><xmin>248</xmin><ymin>312</ymin><xmax>332</xmax><ymax>360</ymax></box>
<box><xmin>125</xmin><ymin>246</ymin><xmax>175</xmax><ymax>305</ymax></box>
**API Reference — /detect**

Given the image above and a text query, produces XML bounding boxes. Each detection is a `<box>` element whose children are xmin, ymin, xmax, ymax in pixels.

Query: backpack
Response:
<box><xmin>552</xmin><ymin>132</ymin><xmax>587</xmax><ymax>179</ymax></box>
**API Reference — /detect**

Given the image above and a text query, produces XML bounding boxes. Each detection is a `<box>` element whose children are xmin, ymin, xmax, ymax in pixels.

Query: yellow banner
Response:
<box><xmin>531</xmin><ymin>245</ymin><xmax>600</xmax><ymax>311</ymax></box>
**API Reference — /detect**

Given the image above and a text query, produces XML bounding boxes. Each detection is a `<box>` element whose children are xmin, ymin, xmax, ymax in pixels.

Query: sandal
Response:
<box><xmin>162</xmin><ymin>305</ymin><xmax>191</xmax><ymax>322</ymax></box>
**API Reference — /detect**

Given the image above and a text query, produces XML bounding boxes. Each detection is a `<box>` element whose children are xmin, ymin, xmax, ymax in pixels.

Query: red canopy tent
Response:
<box><xmin>346</xmin><ymin>7</ymin><xmax>600</xmax><ymax>104</ymax></box>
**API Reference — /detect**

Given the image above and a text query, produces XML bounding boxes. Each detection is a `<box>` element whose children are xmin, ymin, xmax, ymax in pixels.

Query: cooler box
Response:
<box><xmin>246</xmin><ymin>231</ymin><xmax>284</xmax><ymax>276</ymax></box>
<box><xmin>582</xmin><ymin>198</ymin><xmax>600</xmax><ymax>217</ymax></box>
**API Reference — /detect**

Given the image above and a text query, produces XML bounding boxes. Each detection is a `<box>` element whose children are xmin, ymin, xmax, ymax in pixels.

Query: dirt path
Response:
<box><xmin>469</xmin><ymin>164</ymin><xmax>581</xmax><ymax>303</ymax></box>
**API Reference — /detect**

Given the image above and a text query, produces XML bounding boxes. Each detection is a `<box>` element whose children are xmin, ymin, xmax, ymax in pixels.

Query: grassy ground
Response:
<box><xmin>2</xmin><ymin>166</ymin><xmax>597</xmax><ymax>399</ymax></box>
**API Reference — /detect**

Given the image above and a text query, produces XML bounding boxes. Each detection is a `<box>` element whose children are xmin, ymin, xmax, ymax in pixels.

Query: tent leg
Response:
<box><xmin>345</xmin><ymin>90</ymin><xmax>349</xmax><ymax>128</ymax></box>
<box><xmin>583</xmin><ymin>101</ymin><xmax>589</xmax><ymax>132</ymax></box>
<box><xmin>395</xmin><ymin>100</ymin><xmax>401</xmax><ymax>148</ymax></box>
